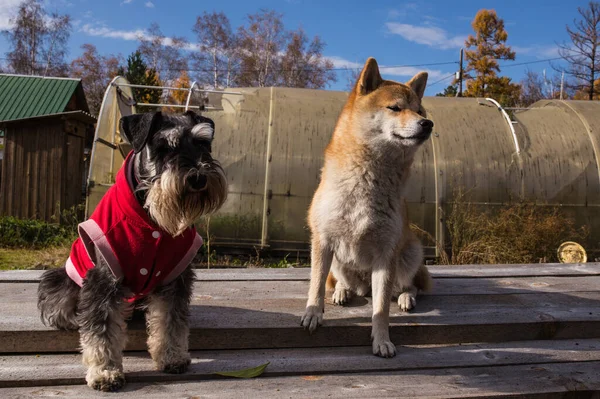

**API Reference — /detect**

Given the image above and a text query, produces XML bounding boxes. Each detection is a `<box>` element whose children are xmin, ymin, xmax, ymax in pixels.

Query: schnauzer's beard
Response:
<box><xmin>143</xmin><ymin>163</ymin><xmax>228</xmax><ymax>236</ymax></box>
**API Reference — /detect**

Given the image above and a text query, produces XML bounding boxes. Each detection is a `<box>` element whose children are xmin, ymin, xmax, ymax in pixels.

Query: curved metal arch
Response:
<box><xmin>485</xmin><ymin>97</ymin><xmax>521</xmax><ymax>154</ymax></box>
<box><xmin>185</xmin><ymin>81</ymin><xmax>199</xmax><ymax>112</ymax></box>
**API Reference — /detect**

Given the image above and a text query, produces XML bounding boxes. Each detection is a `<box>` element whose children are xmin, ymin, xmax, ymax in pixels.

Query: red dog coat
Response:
<box><xmin>66</xmin><ymin>151</ymin><xmax>203</xmax><ymax>300</ymax></box>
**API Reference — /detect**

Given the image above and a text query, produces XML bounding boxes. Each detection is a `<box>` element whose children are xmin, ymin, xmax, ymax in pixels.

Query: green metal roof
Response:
<box><xmin>0</xmin><ymin>74</ymin><xmax>88</xmax><ymax>121</ymax></box>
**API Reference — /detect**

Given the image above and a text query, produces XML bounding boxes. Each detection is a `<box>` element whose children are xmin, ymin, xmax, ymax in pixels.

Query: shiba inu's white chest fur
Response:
<box><xmin>310</xmin><ymin>151</ymin><xmax>413</xmax><ymax>268</ymax></box>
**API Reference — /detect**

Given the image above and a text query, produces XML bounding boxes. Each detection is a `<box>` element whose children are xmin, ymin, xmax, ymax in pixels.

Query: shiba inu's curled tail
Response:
<box><xmin>414</xmin><ymin>264</ymin><xmax>433</xmax><ymax>293</ymax></box>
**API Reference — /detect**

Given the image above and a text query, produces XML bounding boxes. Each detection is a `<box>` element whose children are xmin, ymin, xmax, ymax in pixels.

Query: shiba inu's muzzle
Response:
<box><xmin>416</xmin><ymin>118</ymin><xmax>434</xmax><ymax>140</ymax></box>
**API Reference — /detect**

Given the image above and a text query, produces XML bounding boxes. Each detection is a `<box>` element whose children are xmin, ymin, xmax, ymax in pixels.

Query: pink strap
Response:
<box><xmin>162</xmin><ymin>233</ymin><xmax>203</xmax><ymax>285</ymax></box>
<box><xmin>65</xmin><ymin>257</ymin><xmax>84</xmax><ymax>287</ymax></box>
<box><xmin>78</xmin><ymin>219</ymin><xmax>123</xmax><ymax>280</ymax></box>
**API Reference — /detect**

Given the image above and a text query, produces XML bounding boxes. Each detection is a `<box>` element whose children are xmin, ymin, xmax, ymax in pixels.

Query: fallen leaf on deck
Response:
<box><xmin>302</xmin><ymin>375</ymin><xmax>324</xmax><ymax>381</ymax></box>
<box><xmin>213</xmin><ymin>362</ymin><xmax>270</xmax><ymax>378</ymax></box>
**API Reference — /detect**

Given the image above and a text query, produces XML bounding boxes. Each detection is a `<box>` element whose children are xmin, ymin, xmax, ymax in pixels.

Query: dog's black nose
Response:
<box><xmin>187</xmin><ymin>174</ymin><xmax>208</xmax><ymax>191</ymax></box>
<box><xmin>419</xmin><ymin>119</ymin><xmax>434</xmax><ymax>129</ymax></box>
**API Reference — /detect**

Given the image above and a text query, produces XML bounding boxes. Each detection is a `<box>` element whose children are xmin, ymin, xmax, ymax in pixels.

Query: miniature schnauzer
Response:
<box><xmin>37</xmin><ymin>110</ymin><xmax>228</xmax><ymax>391</ymax></box>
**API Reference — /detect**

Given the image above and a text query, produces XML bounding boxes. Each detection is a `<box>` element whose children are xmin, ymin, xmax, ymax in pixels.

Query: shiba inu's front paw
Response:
<box><xmin>301</xmin><ymin>305</ymin><xmax>323</xmax><ymax>333</ymax></box>
<box><xmin>372</xmin><ymin>338</ymin><xmax>397</xmax><ymax>358</ymax></box>
<box><xmin>398</xmin><ymin>292</ymin><xmax>416</xmax><ymax>311</ymax></box>
<box><xmin>332</xmin><ymin>286</ymin><xmax>352</xmax><ymax>305</ymax></box>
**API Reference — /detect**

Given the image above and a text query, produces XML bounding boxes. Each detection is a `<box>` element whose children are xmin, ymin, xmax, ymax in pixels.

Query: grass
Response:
<box><xmin>0</xmin><ymin>246</ymin><xmax>71</xmax><ymax>270</ymax></box>
<box><xmin>194</xmin><ymin>250</ymin><xmax>310</xmax><ymax>269</ymax></box>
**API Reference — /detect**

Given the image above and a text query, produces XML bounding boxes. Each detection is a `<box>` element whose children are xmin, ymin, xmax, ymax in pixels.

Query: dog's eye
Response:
<box><xmin>417</xmin><ymin>109</ymin><xmax>425</xmax><ymax>116</ymax></box>
<box><xmin>387</xmin><ymin>105</ymin><xmax>402</xmax><ymax>112</ymax></box>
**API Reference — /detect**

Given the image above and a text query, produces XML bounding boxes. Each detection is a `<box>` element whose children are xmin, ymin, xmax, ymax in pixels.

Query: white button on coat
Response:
<box><xmin>152</xmin><ymin>231</ymin><xmax>161</xmax><ymax>239</ymax></box>
<box><xmin>156</xmin><ymin>271</ymin><xmax>161</xmax><ymax>277</ymax></box>
<box><xmin>140</xmin><ymin>268</ymin><xmax>148</xmax><ymax>275</ymax></box>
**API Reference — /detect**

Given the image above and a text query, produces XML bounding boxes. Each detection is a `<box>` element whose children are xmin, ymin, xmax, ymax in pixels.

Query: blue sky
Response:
<box><xmin>0</xmin><ymin>0</ymin><xmax>592</xmax><ymax>95</ymax></box>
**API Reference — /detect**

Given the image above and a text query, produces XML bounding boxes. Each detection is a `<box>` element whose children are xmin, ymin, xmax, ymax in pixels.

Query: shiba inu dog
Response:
<box><xmin>301</xmin><ymin>58</ymin><xmax>433</xmax><ymax>358</ymax></box>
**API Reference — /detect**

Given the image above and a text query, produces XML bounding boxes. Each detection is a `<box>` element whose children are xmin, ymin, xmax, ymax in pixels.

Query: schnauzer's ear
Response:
<box><xmin>184</xmin><ymin>110</ymin><xmax>215</xmax><ymax>131</ymax></box>
<box><xmin>120</xmin><ymin>112</ymin><xmax>163</xmax><ymax>153</ymax></box>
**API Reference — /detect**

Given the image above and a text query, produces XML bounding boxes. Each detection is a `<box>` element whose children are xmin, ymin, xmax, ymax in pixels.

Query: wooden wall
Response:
<box><xmin>0</xmin><ymin>118</ymin><xmax>87</xmax><ymax>221</ymax></box>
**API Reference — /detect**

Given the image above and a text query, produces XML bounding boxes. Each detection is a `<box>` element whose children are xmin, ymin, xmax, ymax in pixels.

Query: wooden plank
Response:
<box><xmin>2</xmin><ymin>263</ymin><xmax>599</xmax><ymax>283</ymax></box>
<box><xmin>0</xmin><ymin>281</ymin><xmax>599</xmax><ymax>352</ymax></box>
<box><xmin>29</xmin><ymin>127</ymin><xmax>40</xmax><ymax>218</ymax></box>
<box><xmin>53</xmin><ymin>126</ymin><xmax>62</xmax><ymax>219</ymax></box>
<box><xmin>3</xmin><ymin>361</ymin><xmax>600</xmax><ymax>398</ymax></box>
<box><xmin>22</xmin><ymin>129</ymin><xmax>31</xmax><ymax>218</ymax></box>
<box><xmin>0</xmin><ymin>339</ymin><xmax>598</xmax><ymax>388</ymax></box>
<box><xmin>14</xmin><ymin>126</ymin><xmax>23</xmax><ymax>218</ymax></box>
<box><xmin>429</xmin><ymin>263</ymin><xmax>600</xmax><ymax>278</ymax></box>
<box><xmin>1</xmin><ymin>274</ymin><xmax>599</xmax><ymax>296</ymax></box>
<box><xmin>37</xmin><ymin>125</ymin><xmax>49</xmax><ymax>220</ymax></box>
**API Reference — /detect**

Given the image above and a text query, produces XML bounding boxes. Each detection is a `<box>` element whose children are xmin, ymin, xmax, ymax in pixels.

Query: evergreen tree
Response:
<box><xmin>118</xmin><ymin>51</ymin><xmax>161</xmax><ymax>106</ymax></box>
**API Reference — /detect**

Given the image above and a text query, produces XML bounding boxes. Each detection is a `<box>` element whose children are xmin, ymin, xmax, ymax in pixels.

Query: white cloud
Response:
<box><xmin>121</xmin><ymin>0</ymin><xmax>134</xmax><ymax>4</ymax></box>
<box><xmin>145</xmin><ymin>1</ymin><xmax>154</xmax><ymax>8</ymax></box>
<box><xmin>81</xmin><ymin>23</ymin><xmax>146</xmax><ymax>41</ymax></box>
<box><xmin>0</xmin><ymin>0</ymin><xmax>22</xmax><ymax>30</ymax></box>
<box><xmin>388</xmin><ymin>3</ymin><xmax>418</xmax><ymax>19</ymax></box>
<box><xmin>326</xmin><ymin>56</ymin><xmax>362</xmax><ymax>69</ymax></box>
<box><xmin>80</xmin><ymin>22</ymin><xmax>200</xmax><ymax>52</ymax></box>
<box><xmin>537</xmin><ymin>46</ymin><xmax>560</xmax><ymax>58</ymax></box>
<box><xmin>512</xmin><ymin>45</ymin><xmax>560</xmax><ymax>59</ymax></box>
<box><xmin>382</xmin><ymin>66</ymin><xmax>443</xmax><ymax>80</ymax></box>
<box><xmin>386</xmin><ymin>22</ymin><xmax>466</xmax><ymax>50</ymax></box>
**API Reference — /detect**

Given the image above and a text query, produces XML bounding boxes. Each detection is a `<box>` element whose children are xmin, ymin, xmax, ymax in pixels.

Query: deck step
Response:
<box><xmin>3</xmin><ymin>360</ymin><xmax>600</xmax><ymax>398</ymax></box>
<box><xmin>0</xmin><ymin>339</ymin><xmax>598</xmax><ymax>388</ymax></box>
<box><xmin>0</xmin><ymin>270</ymin><xmax>599</xmax><ymax>353</ymax></box>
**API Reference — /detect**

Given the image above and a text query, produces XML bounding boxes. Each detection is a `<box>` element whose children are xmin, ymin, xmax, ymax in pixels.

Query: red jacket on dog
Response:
<box><xmin>66</xmin><ymin>151</ymin><xmax>203</xmax><ymax>301</ymax></box>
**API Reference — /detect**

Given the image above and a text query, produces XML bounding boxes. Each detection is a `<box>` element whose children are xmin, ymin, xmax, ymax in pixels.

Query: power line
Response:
<box><xmin>0</xmin><ymin>56</ymin><xmax>457</xmax><ymax>73</ymax></box>
<box><xmin>0</xmin><ymin>55</ymin><xmax>564</xmax><ymax>75</ymax></box>
<box><xmin>499</xmin><ymin>56</ymin><xmax>563</xmax><ymax>68</ymax></box>
<box><xmin>428</xmin><ymin>73</ymin><xmax>455</xmax><ymax>87</ymax></box>
<box><xmin>159</xmin><ymin>61</ymin><xmax>460</xmax><ymax>73</ymax></box>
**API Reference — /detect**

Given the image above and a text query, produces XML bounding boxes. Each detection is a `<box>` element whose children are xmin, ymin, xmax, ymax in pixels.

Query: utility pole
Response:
<box><xmin>560</xmin><ymin>72</ymin><xmax>565</xmax><ymax>100</ymax></box>
<box><xmin>456</xmin><ymin>48</ymin><xmax>464</xmax><ymax>97</ymax></box>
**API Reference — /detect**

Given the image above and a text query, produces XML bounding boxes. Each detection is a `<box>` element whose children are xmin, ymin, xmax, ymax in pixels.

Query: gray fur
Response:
<box><xmin>37</xmin><ymin>111</ymin><xmax>228</xmax><ymax>391</ymax></box>
<box><xmin>38</xmin><ymin>267</ymin><xmax>79</xmax><ymax>330</ymax></box>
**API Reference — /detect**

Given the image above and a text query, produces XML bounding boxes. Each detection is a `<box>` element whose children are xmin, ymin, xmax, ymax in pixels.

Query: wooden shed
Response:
<box><xmin>0</xmin><ymin>74</ymin><xmax>96</xmax><ymax>221</ymax></box>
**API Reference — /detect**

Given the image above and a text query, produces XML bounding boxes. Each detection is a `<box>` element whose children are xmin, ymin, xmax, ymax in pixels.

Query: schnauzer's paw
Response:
<box><xmin>372</xmin><ymin>338</ymin><xmax>397</xmax><ymax>358</ymax></box>
<box><xmin>158</xmin><ymin>353</ymin><xmax>192</xmax><ymax>374</ymax></box>
<box><xmin>86</xmin><ymin>368</ymin><xmax>126</xmax><ymax>392</ymax></box>
<box><xmin>300</xmin><ymin>305</ymin><xmax>323</xmax><ymax>333</ymax></box>
<box><xmin>398</xmin><ymin>292</ymin><xmax>416</xmax><ymax>312</ymax></box>
<box><xmin>332</xmin><ymin>287</ymin><xmax>352</xmax><ymax>305</ymax></box>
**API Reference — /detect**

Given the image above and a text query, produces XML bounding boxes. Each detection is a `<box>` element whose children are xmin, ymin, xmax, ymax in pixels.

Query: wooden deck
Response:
<box><xmin>0</xmin><ymin>263</ymin><xmax>599</xmax><ymax>398</ymax></box>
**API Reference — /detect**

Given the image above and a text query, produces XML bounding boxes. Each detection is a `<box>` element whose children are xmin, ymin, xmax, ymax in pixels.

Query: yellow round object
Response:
<box><xmin>557</xmin><ymin>241</ymin><xmax>587</xmax><ymax>263</ymax></box>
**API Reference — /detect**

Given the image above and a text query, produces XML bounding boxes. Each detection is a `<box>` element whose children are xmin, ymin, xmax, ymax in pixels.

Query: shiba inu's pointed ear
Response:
<box><xmin>407</xmin><ymin>72</ymin><xmax>428</xmax><ymax>99</ymax></box>
<box><xmin>358</xmin><ymin>57</ymin><xmax>383</xmax><ymax>95</ymax></box>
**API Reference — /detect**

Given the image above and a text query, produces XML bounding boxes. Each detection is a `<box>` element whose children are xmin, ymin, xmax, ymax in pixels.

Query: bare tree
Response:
<box><xmin>42</xmin><ymin>13</ymin><xmax>71</xmax><ymax>76</ymax></box>
<box><xmin>237</xmin><ymin>9</ymin><xmax>287</xmax><ymax>87</ymax></box>
<box><xmin>279</xmin><ymin>28</ymin><xmax>335</xmax><ymax>89</ymax></box>
<box><xmin>557</xmin><ymin>1</ymin><xmax>600</xmax><ymax>100</ymax></box>
<box><xmin>344</xmin><ymin>67</ymin><xmax>361</xmax><ymax>91</ymax></box>
<box><xmin>2</xmin><ymin>0</ymin><xmax>71</xmax><ymax>76</ymax></box>
<box><xmin>192</xmin><ymin>11</ymin><xmax>238</xmax><ymax>89</ymax></box>
<box><xmin>520</xmin><ymin>70</ymin><xmax>545</xmax><ymax>106</ymax></box>
<box><xmin>137</xmin><ymin>22</ymin><xmax>188</xmax><ymax>83</ymax></box>
<box><xmin>70</xmin><ymin>44</ymin><xmax>122</xmax><ymax>116</ymax></box>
